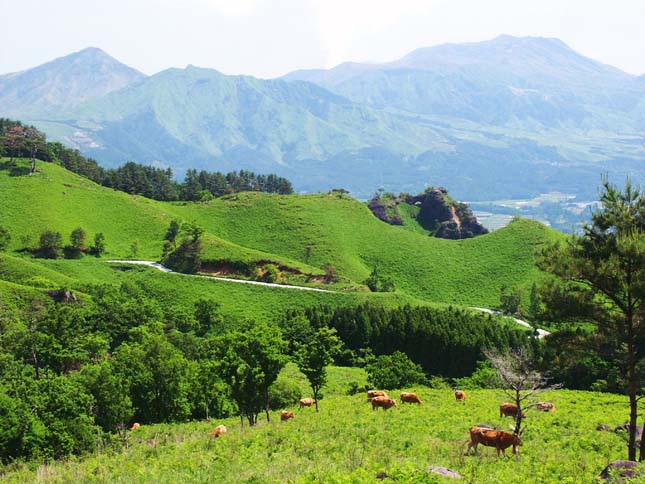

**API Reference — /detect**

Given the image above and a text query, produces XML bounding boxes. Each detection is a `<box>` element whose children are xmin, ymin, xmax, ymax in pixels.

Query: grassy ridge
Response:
<box><xmin>0</xmin><ymin>159</ymin><xmax>561</xmax><ymax>309</ymax></box>
<box><xmin>0</xmin><ymin>254</ymin><xmax>425</xmax><ymax>322</ymax></box>
<box><xmin>2</xmin><ymin>383</ymin><xmax>632</xmax><ymax>483</ymax></box>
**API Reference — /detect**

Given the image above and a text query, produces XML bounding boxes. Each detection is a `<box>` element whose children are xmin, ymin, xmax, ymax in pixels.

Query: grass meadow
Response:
<box><xmin>1</xmin><ymin>366</ymin><xmax>636</xmax><ymax>483</ymax></box>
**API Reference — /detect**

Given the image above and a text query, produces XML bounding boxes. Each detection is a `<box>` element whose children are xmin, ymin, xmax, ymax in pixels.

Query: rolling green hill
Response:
<box><xmin>0</xmin><ymin>158</ymin><xmax>561</xmax><ymax>312</ymax></box>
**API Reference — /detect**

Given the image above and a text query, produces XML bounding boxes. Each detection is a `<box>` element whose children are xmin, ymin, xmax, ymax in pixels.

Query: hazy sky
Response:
<box><xmin>1</xmin><ymin>0</ymin><xmax>644</xmax><ymax>78</ymax></box>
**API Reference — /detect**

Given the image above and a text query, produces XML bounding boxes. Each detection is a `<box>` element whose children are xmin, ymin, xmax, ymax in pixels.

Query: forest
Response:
<box><xmin>0</xmin><ymin>119</ymin><xmax>293</xmax><ymax>200</ymax></box>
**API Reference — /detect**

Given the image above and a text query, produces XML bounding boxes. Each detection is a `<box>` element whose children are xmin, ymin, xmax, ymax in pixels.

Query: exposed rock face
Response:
<box><xmin>368</xmin><ymin>187</ymin><xmax>488</xmax><ymax>239</ymax></box>
<box><xmin>599</xmin><ymin>461</ymin><xmax>645</xmax><ymax>483</ymax></box>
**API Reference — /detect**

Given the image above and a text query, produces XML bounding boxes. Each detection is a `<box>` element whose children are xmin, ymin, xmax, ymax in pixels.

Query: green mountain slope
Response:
<box><xmin>0</xmin><ymin>47</ymin><xmax>145</xmax><ymax>116</ymax></box>
<box><xmin>0</xmin><ymin>159</ymin><xmax>560</xmax><ymax>310</ymax></box>
<box><xmin>3</xmin><ymin>37</ymin><xmax>642</xmax><ymax>201</ymax></box>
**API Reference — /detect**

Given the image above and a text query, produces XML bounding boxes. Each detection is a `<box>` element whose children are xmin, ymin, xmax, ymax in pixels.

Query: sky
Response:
<box><xmin>1</xmin><ymin>0</ymin><xmax>644</xmax><ymax>78</ymax></box>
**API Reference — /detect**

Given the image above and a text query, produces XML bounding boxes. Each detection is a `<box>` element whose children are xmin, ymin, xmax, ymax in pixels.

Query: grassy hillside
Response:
<box><xmin>0</xmin><ymin>158</ymin><xmax>561</xmax><ymax>309</ymax></box>
<box><xmin>1</xmin><ymin>376</ymin><xmax>634</xmax><ymax>483</ymax></box>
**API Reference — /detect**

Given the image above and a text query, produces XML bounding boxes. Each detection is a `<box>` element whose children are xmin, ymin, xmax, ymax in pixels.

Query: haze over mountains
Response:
<box><xmin>1</xmin><ymin>36</ymin><xmax>643</xmax><ymax>200</ymax></box>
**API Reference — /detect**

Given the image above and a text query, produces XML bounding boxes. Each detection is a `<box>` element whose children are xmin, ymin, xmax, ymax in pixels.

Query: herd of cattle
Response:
<box><xmin>199</xmin><ymin>388</ymin><xmax>557</xmax><ymax>458</ymax></box>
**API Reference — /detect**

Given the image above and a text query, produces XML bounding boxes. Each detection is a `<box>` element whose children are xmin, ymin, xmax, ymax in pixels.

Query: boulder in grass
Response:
<box><xmin>428</xmin><ymin>466</ymin><xmax>462</xmax><ymax>479</ymax></box>
<box><xmin>598</xmin><ymin>461</ymin><xmax>645</xmax><ymax>483</ymax></box>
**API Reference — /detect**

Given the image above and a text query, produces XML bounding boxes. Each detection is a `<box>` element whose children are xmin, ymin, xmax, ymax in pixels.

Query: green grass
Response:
<box><xmin>2</xmin><ymin>379</ymin><xmax>636</xmax><ymax>483</ymax></box>
<box><xmin>0</xmin><ymin>158</ymin><xmax>562</xmax><ymax>310</ymax></box>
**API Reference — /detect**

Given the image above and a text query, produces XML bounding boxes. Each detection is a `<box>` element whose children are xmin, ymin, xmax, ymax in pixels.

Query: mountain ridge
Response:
<box><xmin>2</xmin><ymin>35</ymin><xmax>643</xmax><ymax>201</ymax></box>
<box><xmin>0</xmin><ymin>47</ymin><xmax>146</xmax><ymax>116</ymax></box>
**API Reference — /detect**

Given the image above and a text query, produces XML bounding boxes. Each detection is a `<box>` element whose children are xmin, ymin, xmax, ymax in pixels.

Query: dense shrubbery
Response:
<box><xmin>366</xmin><ymin>351</ymin><xmax>427</xmax><ymax>389</ymax></box>
<box><xmin>0</xmin><ymin>119</ymin><xmax>294</xmax><ymax>201</ymax></box>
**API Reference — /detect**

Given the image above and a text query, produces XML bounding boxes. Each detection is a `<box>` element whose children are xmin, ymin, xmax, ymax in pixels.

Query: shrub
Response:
<box><xmin>37</xmin><ymin>230</ymin><xmax>63</xmax><ymax>259</ymax></box>
<box><xmin>0</xmin><ymin>226</ymin><xmax>10</xmax><ymax>251</ymax></box>
<box><xmin>90</xmin><ymin>233</ymin><xmax>106</xmax><ymax>256</ymax></box>
<box><xmin>268</xmin><ymin>378</ymin><xmax>301</xmax><ymax>410</ymax></box>
<box><xmin>452</xmin><ymin>360</ymin><xmax>502</xmax><ymax>389</ymax></box>
<box><xmin>366</xmin><ymin>351</ymin><xmax>427</xmax><ymax>390</ymax></box>
<box><xmin>364</xmin><ymin>268</ymin><xmax>395</xmax><ymax>292</ymax></box>
<box><xmin>261</xmin><ymin>264</ymin><xmax>280</xmax><ymax>283</ymax></box>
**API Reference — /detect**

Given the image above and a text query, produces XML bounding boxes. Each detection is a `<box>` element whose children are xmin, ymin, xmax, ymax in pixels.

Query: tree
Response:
<box><xmin>91</xmin><ymin>233</ymin><xmax>106</xmax><ymax>256</ymax></box>
<box><xmin>37</xmin><ymin>230</ymin><xmax>63</xmax><ymax>259</ymax></box>
<box><xmin>485</xmin><ymin>347</ymin><xmax>561</xmax><ymax>436</ymax></box>
<box><xmin>217</xmin><ymin>323</ymin><xmax>288</xmax><ymax>425</ymax></box>
<box><xmin>538</xmin><ymin>178</ymin><xmax>644</xmax><ymax>461</ymax></box>
<box><xmin>67</xmin><ymin>227</ymin><xmax>87</xmax><ymax>258</ymax></box>
<box><xmin>24</xmin><ymin>127</ymin><xmax>46</xmax><ymax>175</ymax></box>
<box><xmin>366</xmin><ymin>351</ymin><xmax>426</xmax><ymax>390</ymax></box>
<box><xmin>364</xmin><ymin>268</ymin><xmax>395</xmax><ymax>292</ymax></box>
<box><xmin>162</xmin><ymin>222</ymin><xmax>204</xmax><ymax>274</ymax></box>
<box><xmin>0</xmin><ymin>226</ymin><xmax>10</xmax><ymax>252</ymax></box>
<box><xmin>164</xmin><ymin>220</ymin><xmax>181</xmax><ymax>249</ymax></box>
<box><xmin>294</xmin><ymin>327</ymin><xmax>342</xmax><ymax>412</ymax></box>
<box><xmin>499</xmin><ymin>284</ymin><xmax>522</xmax><ymax>315</ymax></box>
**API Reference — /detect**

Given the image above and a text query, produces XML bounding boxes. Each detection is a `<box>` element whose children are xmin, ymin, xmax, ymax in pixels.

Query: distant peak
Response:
<box><xmin>491</xmin><ymin>34</ymin><xmax>571</xmax><ymax>49</ymax></box>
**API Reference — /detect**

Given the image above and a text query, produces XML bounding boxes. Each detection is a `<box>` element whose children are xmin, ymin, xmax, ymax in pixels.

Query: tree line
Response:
<box><xmin>0</xmin><ymin>119</ymin><xmax>293</xmax><ymax>200</ymax></box>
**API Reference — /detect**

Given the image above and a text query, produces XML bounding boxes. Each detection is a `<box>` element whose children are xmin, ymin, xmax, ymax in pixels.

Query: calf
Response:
<box><xmin>209</xmin><ymin>424</ymin><xmax>227</xmax><ymax>438</ymax></box>
<box><xmin>400</xmin><ymin>392</ymin><xmax>422</xmax><ymax>404</ymax></box>
<box><xmin>499</xmin><ymin>403</ymin><xmax>526</xmax><ymax>418</ymax></box>
<box><xmin>536</xmin><ymin>402</ymin><xmax>556</xmax><ymax>412</ymax></box>
<box><xmin>129</xmin><ymin>422</ymin><xmax>141</xmax><ymax>431</ymax></box>
<box><xmin>371</xmin><ymin>396</ymin><xmax>397</xmax><ymax>411</ymax></box>
<box><xmin>468</xmin><ymin>426</ymin><xmax>523</xmax><ymax>456</ymax></box>
<box><xmin>454</xmin><ymin>390</ymin><xmax>466</xmax><ymax>402</ymax></box>
<box><xmin>299</xmin><ymin>398</ymin><xmax>316</xmax><ymax>408</ymax></box>
<box><xmin>280</xmin><ymin>410</ymin><xmax>295</xmax><ymax>422</ymax></box>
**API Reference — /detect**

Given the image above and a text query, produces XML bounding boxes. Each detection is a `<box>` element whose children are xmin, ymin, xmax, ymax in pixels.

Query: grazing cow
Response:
<box><xmin>299</xmin><ymin>398</ymin><xmax>316</xmax><ymax>408</ymax></box>
<box><xmin>367</xmin><ymin>390</ymin><xmax>388</xmax><ymax>400</ymax></box>
<box><xmin>400</xmin><ymin>392</ymin><xmax>422</xmax><ymax>404</ymax></box>
<box><xmin>209</xmin><ymin>424</ymin><xmax>227</xmax><ymax>438</ymax></box>
<box><xmin>467</xmin><ymin>426</ymin><xmax>523</xmax><ymax>456</ymax></box>
<box><xmin>129</xmin><ymin>422</ymin><xmax>141</xmax><ymax>431</ymax></box>
<box><xmin>371</xmin><ymin>396</ymin><xmax>397</xmax><ymax>411</ymax></box>
<box><xmin>454</xmin><ymin>390</ymin><xmax>466</xmax><ymax>402</ymax></box>
<box><xmin>280</xmin><ymin>410</ymin><xmax>295</xmax><ymax>421</ymax></box>
<box><xmin>499</xmin><ymin>403</ymin><xmax>526</xmax><ymax>418</ymax></box>
<box><xmin>536</xmin><ymin>402</ymin><xmax>556</xmax><ymax>412</ymax></box>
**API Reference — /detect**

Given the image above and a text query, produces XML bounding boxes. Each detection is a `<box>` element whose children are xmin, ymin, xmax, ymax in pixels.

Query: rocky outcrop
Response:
<box><xmin>368</xmin><ymin>188</ymin><xmax>488</xmax><ymax>239</ymax></box>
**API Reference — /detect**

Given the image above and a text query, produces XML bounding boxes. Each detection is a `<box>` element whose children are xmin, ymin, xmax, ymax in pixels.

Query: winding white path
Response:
<box><xmin>470</xmin><ymin>307</ymin><xmax>551</xmax><ymax>338</ymax></box>
<box><xmin>105</xmin><ymin>261</ymin><xmax>551</xmax><ymax>336</ymax></box>
<box><xmin>105</xmin><ymin>260</ymin><xmax>335</xmax><ymax>293</ymax></box>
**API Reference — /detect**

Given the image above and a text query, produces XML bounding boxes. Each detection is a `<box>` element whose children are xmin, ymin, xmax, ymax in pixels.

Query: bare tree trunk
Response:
<box><xmin>638</xmin><ymin>419</ymin><xmax>645</xmax><ymax>462</ymax></box>
<box><xmin>264</xmin><ymin>388</ymin><xmax>270</xmax><ymax>423</ymax></box>
<box><xmin>514</xmin><ymin>390</ymin><xmax>523</xmax><ymax>436</ymax></box>
<box><xmin>314</xmin><ymin>387</ymin><xmax>320</xmax><ymax>413</ymax></box>
<box><xmin>627</xmin><ymin>313</ymin><xmax>638</xmax><ymax>462</ymax></box>
<box><xmin>30</xmin><ymin>145</ymin><xmax>36</xmax><ymax>175</ymax></box>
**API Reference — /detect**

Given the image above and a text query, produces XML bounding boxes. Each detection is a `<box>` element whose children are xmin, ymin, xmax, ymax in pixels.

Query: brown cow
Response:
<box><xmin>536</xmin><ymin>402</ymin><xmax>556</xmax><ymax>412</ymax></box>
<box><xmin>129</xmin><ymin>422</ymin><xmax>141</xmax><ymax>431</ymax></box>
<box><xmin>454</xmin><ymin>390</ymin><xmax>466</xmax><ymax>402</ymax></box>
<box><xmin>400</xmin><ymin>392</ymin><xmax>422</xmax><ymax>404</ymax></box>
<box><xmin>280</xmin><ymin>410</ymin><xmax>295</xmax><ymax>421</ymax></box>
<box><xmin>467</xmin><ymin>426</ymin><xmax>523</xmax><ymax>456</ymax></box>
<box><xmin>299</xmin><ymin>398</ymin><xmax>316</xmax><ymax>408</ymax></box>
<box><xmin>367</xmin><ymin>390</ymin><xmax>388</xmax><ymax>399</ymax></box>
<box><xmin>371</xmin><ymin>396</ymin><xmax>397</xmax><ymax>411</ymax></box>
<box><xmin>499</xmin><ymin>403</ymin><xmax>526</xmax><ymax>418</ymax></box>
<box><xmin>209</xmin><ymin>424</ymin><xmax>227</xmax><ymax>438</ymax></box>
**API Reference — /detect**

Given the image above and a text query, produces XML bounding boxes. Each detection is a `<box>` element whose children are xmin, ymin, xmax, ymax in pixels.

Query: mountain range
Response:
<box><xmin>1</xmin><ymin>36</ymin><xmax>643</xmax><ymax>200</ymax></box>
